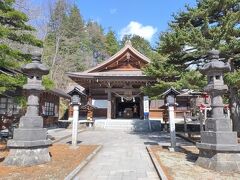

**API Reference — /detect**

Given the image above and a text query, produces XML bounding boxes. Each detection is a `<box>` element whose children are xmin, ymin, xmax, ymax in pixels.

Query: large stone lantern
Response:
<box><xmin>4</xmin><ymin>52</ymin><xmax>52</xmax><ymax>166</ymax></box>
<box><xmin>196</xmin><ymin>49</ymin><xmax>240</xmax><ymax>172</ymax></box>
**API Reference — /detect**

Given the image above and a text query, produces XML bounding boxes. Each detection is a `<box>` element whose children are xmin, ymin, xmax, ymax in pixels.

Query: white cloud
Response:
<box><xmin>120</xmin><ymin>21</ymin><xmax>157</xmax><ymax>41</ymax></box>
<box><xmin>110</xmin><ymin>8</ymin><xmax>117</xmax><ymax>14</ymax></box>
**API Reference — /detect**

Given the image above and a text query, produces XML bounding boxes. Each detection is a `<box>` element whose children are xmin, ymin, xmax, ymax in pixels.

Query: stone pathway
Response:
<box><xmin>59</xmin><ymin>130</ymin><xmax>192</xmax><ymax>180</ymax></box>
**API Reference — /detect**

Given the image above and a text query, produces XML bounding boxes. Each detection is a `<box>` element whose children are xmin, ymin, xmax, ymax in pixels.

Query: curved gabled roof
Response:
<box><xmin>85</xmin><ymin>40</ymin><xmax>151</xmax><ymax>73</ymax></box>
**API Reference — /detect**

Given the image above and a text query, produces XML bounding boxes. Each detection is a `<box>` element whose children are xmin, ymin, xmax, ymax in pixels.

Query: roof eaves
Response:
<box><xmin>49</xmin><ymin>88</ymin><xmax>71</xmax><ymax>99</ymax></box>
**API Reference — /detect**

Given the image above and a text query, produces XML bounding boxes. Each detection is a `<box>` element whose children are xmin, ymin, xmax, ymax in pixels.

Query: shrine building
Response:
<box><xmin>67</xmin><ymin>41</ymin><xmax>156</xmax><ymax>120</ymax></box>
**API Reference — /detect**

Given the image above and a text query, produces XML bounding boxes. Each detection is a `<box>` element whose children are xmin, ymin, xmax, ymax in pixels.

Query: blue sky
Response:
<box><xmin>75</xmin><ymin>0</ymin><xmax>197</xmax><ymax>45</ymax></box>
<box><xmin>30</xmin><ymin>0</ymin><xmax>196</xmax><ymax>44</ymax></box>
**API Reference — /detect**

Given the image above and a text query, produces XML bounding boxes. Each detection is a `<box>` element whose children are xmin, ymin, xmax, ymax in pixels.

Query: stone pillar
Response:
<box><xmin>196</xmin><ymin>49</ymin><xmax>240</xmax><ymax>172</ymax></box>
<box><xmin>4</xmin><ymin>52</ymin><xmax>52</xmax><ymax>166</ymax></box>
<box><xmin>72</xmin><ymin>105</ymin><xmax>79</xmax><ymax>147</ymax></box>
<box><xmin>168</xmin><ymin>106</ymin><xmax>176</xmax><ymax>151</ymax></box>
<box><xmin>107</xmin><ymin>89</ymin><xmax>112</xmax><ymax>119</ymax></box>
<box><xmin>199</xmin><ymin>112</ymin><xmax>204</xmax><ymax>132</ymax></box>
<box><xmin>204</xmin><ymin>108</ymin><xmax>207</xmax><ymax>121</ymax></box>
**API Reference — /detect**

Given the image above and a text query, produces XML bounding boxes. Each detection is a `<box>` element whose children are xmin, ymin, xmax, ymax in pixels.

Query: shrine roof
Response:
<box><xmin>67</xmin><ymin>40</ymin><xmax>156</xmax><ymax>85</ymax></box>
<box><xmin>84</xmin><ymin>40</ymin><xmax>151</xmax><ymax>73</ymax></box>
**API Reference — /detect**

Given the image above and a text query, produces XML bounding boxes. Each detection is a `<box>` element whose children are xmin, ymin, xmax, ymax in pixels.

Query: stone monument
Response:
<box><xmin>196</xmin><ymin>49</ymin><xmax>240</xmax><ymax>172</ymax></box>
<box><xmin>4</xmin><ymin>52</ymin><xmax>52</xmax><ymax>166</ymax></box>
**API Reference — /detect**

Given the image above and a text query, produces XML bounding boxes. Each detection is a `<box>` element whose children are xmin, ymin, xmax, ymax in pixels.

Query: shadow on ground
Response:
<box><xmin>0</xmin><ymin>157</ymin><xmax>5</xmax><ymax>163</ymax></box>
<box><xmin>178</xmin><ymin>146</ymin><xmax>198</xmax><ymax>162</ymax></box>
<box><xmin>66</xmin><ymin>140</ymin><xmax>83</xmax><ymax>145</ymax></box>
<box><xmin>129</xmin><ymin>130</ymin><xmax>194</xmax><ymax>147</ymax></box>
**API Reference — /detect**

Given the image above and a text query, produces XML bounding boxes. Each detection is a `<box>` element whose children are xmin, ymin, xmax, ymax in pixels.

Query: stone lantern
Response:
<box><xmin>4</xmin><ymin>52</ymin><xmax>52</xmax><ymax>166</ymax></box>
<box><xmin>162</xmin><ymin>87</ymin><xmax>180</xmax><ymax>151</ymax></box>
<box><xmin>69</xmin><ymin>89</ymin><xmax>81</xmax><ymax>147</ymax></box>
<box><xmin>196</xmin><ymin>49</ymin><xmax>240</xmax><ymax>172</ymax></box>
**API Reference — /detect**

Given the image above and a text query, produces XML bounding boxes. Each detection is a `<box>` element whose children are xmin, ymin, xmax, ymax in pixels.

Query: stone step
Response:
<box><xmin>94</xmin><ymin>119</ymin><xmax>150</xmax><ymax>131</ymax></box>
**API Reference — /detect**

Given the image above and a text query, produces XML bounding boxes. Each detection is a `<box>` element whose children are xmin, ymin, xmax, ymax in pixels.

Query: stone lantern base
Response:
<box><xmin>3</xmin><ymin>127</ymin><xmax>52</xmax><ymax>166</ymax></box>
<box><xmin>196</xmin><ymin>116</ymin><xmax>240</xmax><ymax>172</ymax></box>
<box><xmin>196</xmin><ymin>124</ymin><xmax>240</xmax><ymax>172</ymax></box>
<box><xmin>196</xmin><ymin>147</ymin><xmax>240</xmax><ymax>172</ymax></box>
<box><xmin>4</xmin><ymin>146</ymin><xmax>51</xmax><ymax>166</ymax></box>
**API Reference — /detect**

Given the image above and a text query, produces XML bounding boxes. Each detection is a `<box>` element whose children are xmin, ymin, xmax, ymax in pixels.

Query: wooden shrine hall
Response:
<box><xmin>67</xmin><ymin>41</ymin><xmax>156</xmax><ymax>120</ymax></box>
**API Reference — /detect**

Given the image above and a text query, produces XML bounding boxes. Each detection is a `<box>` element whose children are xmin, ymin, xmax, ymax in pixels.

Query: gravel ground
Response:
<box><xmin>0</xmin><ymin>143</ymin><xmax>98</xmax><ymax>180</ymax></box>
<box><xmin>151</xmin><ymin>145</ymin><xmax>240</xmax><ymax>180</ymax></box>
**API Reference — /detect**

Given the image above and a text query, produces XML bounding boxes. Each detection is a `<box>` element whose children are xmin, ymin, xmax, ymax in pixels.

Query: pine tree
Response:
<box><xmin>145</xmin><ymin>0</ymin><xmax>240</xmax><ymax>131</ymax></box>
<box><xmin>105</xmin><ymin>29</ymin><xmax>119</xmax><ymax>56</ymax></box>
<box><xmin>0</xmin><ymin>0</ymin><xmax>42</xmax><ymax>93</ymax></box>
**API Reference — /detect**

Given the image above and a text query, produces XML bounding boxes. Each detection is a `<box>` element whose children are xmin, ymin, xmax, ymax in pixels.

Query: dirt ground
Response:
<box><xmin>150</xmin><ymin>145</ymin><xmax>240</xmax><ymax>180</ymax></box>
<box><xmin>0</xmin><ymin>141</ymin><xmax>98</xmax><ymax>180</ymax></box>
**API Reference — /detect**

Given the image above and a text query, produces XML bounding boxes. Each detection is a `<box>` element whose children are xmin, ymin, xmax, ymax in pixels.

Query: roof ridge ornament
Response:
<box><xmin>208</xmin><ymin>49</ymin><xmax>220</xmax><ymax>60</ymax></box>
<box><xmin>31</xmin><ymin>50</ymin><xmax>42</xmax><ymax>62</ymax></box>
<box><xmin>125</xmin><ymin>40</ymin><xmax>132</xmax><ymax>46</ymax></box>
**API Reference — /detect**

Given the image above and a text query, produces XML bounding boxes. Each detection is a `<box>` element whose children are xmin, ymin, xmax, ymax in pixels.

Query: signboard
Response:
<box><xmin>71</xmin><ymin>95</ymin><xmax>80</xmax><ymax>105</ymax></box>
<box><xmin>143</xmin><ymin>96</ymin><xmax>149</xmax><ymax>113</ymax></box>
<box><xmin>143</xmin><ymin>96</ymin><xmax>149</xmax><ymax>115</ymax></box>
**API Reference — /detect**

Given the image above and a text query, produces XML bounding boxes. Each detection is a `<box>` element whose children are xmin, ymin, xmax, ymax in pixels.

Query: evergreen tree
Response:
<box><xmin>145</xmin><ymin>0</ymin><xmax>240</xmax><ymax>131</ymax></box>
<box><xmin>121</xmin><ymin>35</ymin><xmax>153</xmax><ymax>58</ymax></box>
<box><xmin>61</xmin><ymin>5</ymin><xmax>88</xmax><ymax>71</ymax></box>
<box><xmin>0</xmin><ymin>0</ymin><xmax>42</xmax><ymax>93</ymax></box>
<box><xmin>87</xmin><ymin>21</ymin><xmax>107</xmax><ymax>64</ymax></box>
<box><xmin>43</xmin><ymin>1</ymin><xmax>92</xmax><ymax>88</ymax></box>
<box><xmin>43</xmin><ymin>0</ymin><xmax>68</xmax><ymax>79</ymax></box>
<box><xmin>64</xmin><ymin>5</ymin><xmax>85</xmax><ymax>39</ymax></box>
<box><xmin>105</xmin><ymin>29</ymin><xmax>119</xmax><ymax>56</ymax></box>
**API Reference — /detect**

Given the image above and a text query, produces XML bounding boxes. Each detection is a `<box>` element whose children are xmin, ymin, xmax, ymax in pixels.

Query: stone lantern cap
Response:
<box><xmin>200</xmin><ymin>50</ymin><xmax>230</xmax><ymax>75</ymax></box>
<box><xmin>161</xmin><ymin>87</ymin><xmax>180</xmax><ymax>97</ymax></box>
<box><xmin>21</xmin><ymin>51</ymin><xmax>49</xmax><ymax>75</ymax></box>
<box><xmin>162</xmin><ymin>87</ymin><xmax>180</xmax><ymax>106</ymax></box>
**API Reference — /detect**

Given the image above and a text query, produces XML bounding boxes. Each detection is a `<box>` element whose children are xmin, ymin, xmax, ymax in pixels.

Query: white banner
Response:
<box><xmin>143</xmin><ymin>96</ymin><xmax>149</xmax><ymax>113</ymax></box>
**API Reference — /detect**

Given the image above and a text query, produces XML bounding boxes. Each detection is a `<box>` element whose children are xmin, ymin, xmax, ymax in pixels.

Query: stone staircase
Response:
<box><xmin>94</xmin><ymin>119</ymin><xmax>151</xmax><ymax>131</ymax></box>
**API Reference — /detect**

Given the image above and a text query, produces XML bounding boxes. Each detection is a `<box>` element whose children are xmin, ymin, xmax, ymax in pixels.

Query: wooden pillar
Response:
<box><xmin>107</xmin><ymin>89</ymin><xmax>112</xmax><ymax>119</ymax></box>
<box><xmin>112</xmin><ymin>95</ymin><xmax>116</xmax><ymax>119</ymax></box>
<box><xmin>88</xmin><ymin>96</ymin><xmax>92</xmax><ymax>105</ymax></box>
<box><xmin>87</xmin><ymin>95</ymin><xmax>93</xmax><ymax>121</ymax></box>
<box><xmin>87</xmin><ymin>92</ymin><xmax>93</xmax><ymax>121</ymax></box>
<box><xmin>68</xmin><ymin>106</ymin><xmax>73</xmax><ymax>119</ymax></box>
<box><xmin>140</xmin><ymin>95</ymin><xmax>144</xmax><ymax>119</ymax></box>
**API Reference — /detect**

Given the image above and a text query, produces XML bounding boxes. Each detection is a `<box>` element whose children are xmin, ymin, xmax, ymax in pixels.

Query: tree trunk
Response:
<box><xmin>229</xmin><ymin>87</ymin><xmax>240</xmax><ymax>136</ymax></box>
<box><xmin>50</xmin><ymin>36</ymin><xmax>60</xmax><ymax>79</ymax></box>
<box><xmin>228</xmin><ymin>60</ymin><xmax>240</xmax><ymax>136</ymax></box>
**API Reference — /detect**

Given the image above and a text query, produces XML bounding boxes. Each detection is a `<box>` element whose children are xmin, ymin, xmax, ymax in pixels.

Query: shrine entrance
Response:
<box><xmin>67</xmin><ymin>41</ymin><xmax>156</xmax><ymax>120</ymax></box>
<box><xmin>116</xmin><ymin>97</ymin><xmax>140</xmax><ymax>119</ymax></box>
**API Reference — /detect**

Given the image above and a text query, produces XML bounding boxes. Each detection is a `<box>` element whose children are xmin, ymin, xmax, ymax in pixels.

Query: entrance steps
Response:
<box><xmin>94</xmin><ymin>119</ymin><xmax>151</xmax><ymax>131</ymax></box>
